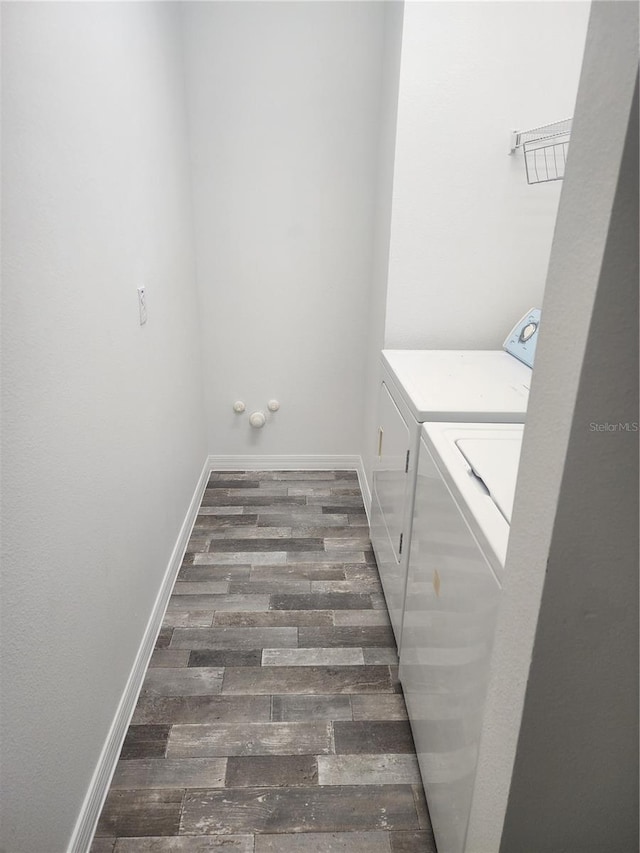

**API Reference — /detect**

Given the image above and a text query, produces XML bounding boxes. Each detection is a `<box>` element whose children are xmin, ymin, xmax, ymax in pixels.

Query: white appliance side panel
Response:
<box><xmin>370</xmin><ymin>381</ymin><xmax>413</xmax><ymax>645</ymax></box>
<box><xmin>400</xmin><ymin>438</ymin><xmax>502</xmax><ymax>853</ymax></box>
<box><xmin>369</xmin><ymin>490</ymin><xmax>403</xmax><ymax>648</ymax></box>
<box><xmin>373</xmin><ymin>381</ymin><xmax>411</xmax><ymax>559</ymax></box>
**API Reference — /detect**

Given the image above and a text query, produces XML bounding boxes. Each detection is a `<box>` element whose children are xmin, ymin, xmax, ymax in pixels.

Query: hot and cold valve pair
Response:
<box><xmin>233</xmin><ymin>399</ymin><xmax>280</xmax><ymax>428</ymax></box>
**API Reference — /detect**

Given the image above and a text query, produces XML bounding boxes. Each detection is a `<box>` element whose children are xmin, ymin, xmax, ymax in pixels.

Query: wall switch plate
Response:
<box><xmin>137</xmin><ymin>287</ymin><xmax>147</xmax><ymax>325</ymax></box>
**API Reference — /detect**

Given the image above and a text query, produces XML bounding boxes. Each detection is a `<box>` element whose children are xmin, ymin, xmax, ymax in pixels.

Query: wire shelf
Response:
<box><xmin>509</xmin><ymin>118</ymin><xmax>572</xmax><ymax>185</ymax></box>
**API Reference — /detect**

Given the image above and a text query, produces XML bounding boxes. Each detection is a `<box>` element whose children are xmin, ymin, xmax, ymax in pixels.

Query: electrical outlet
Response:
<box><xmin>137</xmin><ymin>287</ymin><xmax>147</xmax><ymax>325</ymax></box>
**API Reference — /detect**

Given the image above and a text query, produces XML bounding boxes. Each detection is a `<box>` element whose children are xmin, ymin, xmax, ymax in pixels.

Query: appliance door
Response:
<box><xmin>370</xmin><ymin>381</ymin><xmax>412</xmax><ymax>645</ymax></box>
<box><xmin>399</xmin><ymin>437</ymin><xmax>501</xmax><ymax>853</ymax></box>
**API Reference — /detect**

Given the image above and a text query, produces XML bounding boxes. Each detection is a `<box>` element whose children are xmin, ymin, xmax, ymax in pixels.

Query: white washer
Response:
<box><xmin>399</xmin><ymin>422</ymin><xmax>524</xmax><ymax>853</ymax></box>
<box><xmin>370</xmin><ymin>348</ymin><xmax>531</xmax><ymax>647</ymax></box>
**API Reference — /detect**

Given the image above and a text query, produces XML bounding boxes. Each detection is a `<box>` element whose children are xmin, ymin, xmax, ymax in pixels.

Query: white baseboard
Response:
<box><xmin>68</xmin><ymin>456</ymin><xmax>211</xmax><ymax>853</ymax></box>
<box><xmin>206</xmin><ymin>454</ymin><xmax>362</xmax><ymax>472</ymax></box>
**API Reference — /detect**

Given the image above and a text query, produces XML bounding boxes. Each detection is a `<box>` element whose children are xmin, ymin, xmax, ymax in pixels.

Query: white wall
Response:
<box><xmin>0</xmin><ymin>4</ymin><xmax>207</xmax><ymax>850</ymax></box>
<box><xmin>360</xmin><ymin>0</ymin><xmax>405</xmax><ymax>502</ymax></box>
<box><xmin>466</xmin><ymin>3</ymin><xmax>639</xmax><ymax>850</ymax></box>
<box><xmin>182</xmin><ymin>1</ymin><xmax>387</xmax><ymax>457</ymax></box>
<box><xmin>385</xmin><ymin>1</ymin><xmax>590</xmax><ymax>350</ymax></box>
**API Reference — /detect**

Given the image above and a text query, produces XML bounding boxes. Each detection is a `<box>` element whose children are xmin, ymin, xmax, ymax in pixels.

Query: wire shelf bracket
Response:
<box><xmin>509</xmin><ymin>118</ymin><xmax>572</xmax><ymax>184</ymax></box>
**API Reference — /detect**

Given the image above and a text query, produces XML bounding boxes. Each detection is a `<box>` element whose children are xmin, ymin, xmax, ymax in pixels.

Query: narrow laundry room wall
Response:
<box><xmin>467</xmin><ymin>2</ymin><xmax>639</xmax><ymax>849</ymax></box>
<box><xmin>360</xmin><ymin>0</ymin><xmax>405</xmax><ymax>502</ymax></box>
<box><xmin>385</xmin><ymin>1</ymin><xmax>591</xmax><ymax>349</ymax></box>
<box><xmin>181</xmin><ymin>1</ymin><xmax>388</xmax><ymax>459</ymax></box>
<box><xmin>1</xmin><ymin>4</ymin><xmax>207</xmax><ymax>850</ymax></box>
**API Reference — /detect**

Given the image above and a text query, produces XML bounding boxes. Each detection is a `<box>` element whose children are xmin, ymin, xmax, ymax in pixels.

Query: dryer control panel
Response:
<box><xmin>503</xmin><ymin>308</ymin><xmax>541</xmax><ymax>369</ymax></box>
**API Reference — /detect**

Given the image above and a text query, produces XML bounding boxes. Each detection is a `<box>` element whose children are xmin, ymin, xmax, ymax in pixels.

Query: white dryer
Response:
<box><xmin>370</xmin><ymin>344</ymin><xmax>534</xmax><ymax>646</ymax></box>
<box><xmin>399</xmin><ymin>422</ymin><xmax>524</xmax><ymax>853</ymax></box>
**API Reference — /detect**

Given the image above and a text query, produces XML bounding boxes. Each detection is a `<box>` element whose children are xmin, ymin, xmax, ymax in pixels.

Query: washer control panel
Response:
<box><xmin>503</xmin><ymin>308</ymin><xmax>541</xmax><ymax>369</ymax></box>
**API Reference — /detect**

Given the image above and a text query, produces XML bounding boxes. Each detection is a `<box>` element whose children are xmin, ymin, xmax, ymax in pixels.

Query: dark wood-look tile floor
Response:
<box><xmin>92</xmin><ymin>471</ymin><xmax>437</xmax><ymax>853</ymax></box>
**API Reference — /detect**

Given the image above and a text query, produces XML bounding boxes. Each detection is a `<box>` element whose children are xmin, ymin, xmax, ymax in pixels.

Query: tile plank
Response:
<box><xmin>254</xmin><ymin>833</ymin><xmax>391</xmax><ymax>853</ymax></box>
<box><xmin>195</xmin><ymin>506</ymin><xmax>247</xmax><ymax>515</ymax></box>
<box><xmin>168</xmin><ymin>594</ymin><xmax>270</xmax><ymax>612</ymax></box>
<box><xmin>208</xmin><ymin>538</ymin><xmax>324</xmax><ymax>553</ymax></box>
<box><xmin>170</xmin><ymin>627</ymin><xmax>297</xmax><ymax>650</ymax></box>
<box><xmin>351</xmin><ymin>695</ymin><xmax>409</xmax><ymax>721</ymax></box>
<box><xmin>333</xmin><ymin>721</ymin><xmax>416</xmax><ymax>755</ymax></box>
<box><xmin>363</xmin><ymin>648</ymin><xmax>399</xmax><ymax>665</ymax></box>
<box><xmin>119</xmin><ymin>725</ymin><xmax>170</xmax><ymax>760</ymax></box>
<box><xmin>110</xmin><ymin>757</ymin><xmax>226</xmax><ymax>790</ymax></box>
<box><xmin>299</xmin><ymin>626</ymin><xmax>395</xmax><ymax>648</ymax></box>
<box><xmin>90</xmin><ymin>840</ymin><xmax>115</xmax><ymax>853</ymax></box>
<box><xmin>262</xmin><ymin>648</ymin><xmax>364</xmax><ymax>667</ymax></box>
<box><xmin>95</xmin><ymin>789</ymin><xmax>182</xmax><ymax>838</ymax></box>
<box><xmin>201</xmin><ymin>495</ymin><xmax>307</xmax><ymax>507</ymax></box>
<box><xmin>171</xmin><ymin>582</ymin><xmax>230</xmax><ymax>595</ymax></box>
<box><xmin>317</xmin><ymin>754</ymin><xmax>421</xmax><ymax>786</ymax></box>
<box><xmin>154</xmin><ymin>627</ymin><xmax>173</xmax><ymax>650</ymax></box>
<box><xmin>194</xmin><ymin>514</ymin><xmax>256</xmax><ymax>528</ymax></box>
<box><xmin>311</xmin><ymin>579</ymin><xmax>382</xmax><ymax>594</ymax></box>
<box><xmin>149</xmin><ymin>650</ymin><xmax>190</xmax><ymax>668</ymax></box>
<box><xmin>177</xmin><ymin>565</ymin><xmax>252</xmax><ymax>582</ymax></box>
<box><xmin>208</xmin><ymin>527</ymin><xmax>292</xmax><ymax>539</ymax></box>
<box><xmin>271</xmin><ymin>694</ymin><xmax>352</xmax><ymax>723</ymax></box>
<box><xmin>132</xmin><ymin>695</ymin><xmax>271</xmax><ymax>726</ymax></box>
<box><xmin>225</xmin><ymin>755</ymin><xmax>318</xmax><ymax>787</ymax></box>
<box><xmin>343</xmin><ymin>564</ymin><xmax>384</xmax><ymax>580</ymax></box>
<box><xmin>271</xmin><ymin>593</ymin><xmax>372</xmax><ymax>611</ymax></box>
<box><xmin>249</xmin><ymin>565</ymin><xmax>346</xmax><ymax>581</ymax></box>
<box><xmin>188</xmin><ymin>649</ymin><xmax>262</xmax><ymax>667</ymax></box>
<box><xmin>193</xmin><ymin>552</ymin><xmax>288</xmax><ymax>566</ymax></box>
<box><xmin>161</xmin><ymin>611</ymin><xmax>214</xmax><ymax>629</ymax></box>
<box><xmin>390</xmin><ymin>830</ymin><xmax>438</xmax><ymax>853</ymax></box>
<box><xmin>333</xmin><ymin>610</ymin><xmax>390</xmax><ymax>627</ymax></box>
<box><xmin>167</xmin><ymin>722</ymin><xmax>332</xmax><ymax>758</ymax></box>
<box><xmin>222</xmin><ymin>666</ymin><xmax>395</xmax><ymax>695</ymax></box>
<box><xmin>184</xmin><ymin>537</ymin><xmax>211</xmax><ymax>554</ymax></box>
<box><xmin>307</xmin><ymin>496</ymin><xmax>365</xmax><ymax>507</ymax></box>
<box><xmin>206</xmin><ymin>478</ymin><xmax>261</xmax><ymax>488</ymax></box>
<box><xmin>180</xmin><ymin>785</ymin><xmax>419</xmax><ymax>834</ymax></box>
<box><xmin>323</xmin><ymin>538</ymin><xmax>372</xmax><ymax>551</ymax></box>
<box><xmin>284</xmin><ymin>552</ymin><xmax>367</xmax><ymax>564</ymax></box>
<box><xmin>204</xmin><ymin>487</ymin><xmax>289</xmax><ymax>498</ymax></box>
<box><xmin>113</xmin><ymin>840</ymin><xmax>253</xmax><ymax>852</ymax></box>
<box><xmin>291</xmin><ymin>526</ymin><xmax>368</xmax><ymax>539</ymax></box>
<box><xmin>141</xmin><ymin>668</ymin><xmax>224</xmax><ymax>697</ymax></box>
<box><xmin>258</xmin><ymin>513</ymin><xmax>349</xmax><ymax>526</ymax></box>
<box><xmin>228</xmin><ymin>580</ymin><xmax>312</xmax><ymax>595</ymax></box>
<box><xmin>213</xmin><ymin>610</ymin><xmax>331</xmax><ymax>627</ymax></box>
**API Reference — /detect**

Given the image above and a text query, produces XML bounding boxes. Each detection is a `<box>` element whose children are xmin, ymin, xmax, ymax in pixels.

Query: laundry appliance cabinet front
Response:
<box><xmin>370</xmin><ymin>374</ymin><xmax>418</xmax><ymax>648</ymax></box>
<box><xmin>369</xmin><ymin>349</ymin><xmax>530</xmax><ymax>651</ymax></box>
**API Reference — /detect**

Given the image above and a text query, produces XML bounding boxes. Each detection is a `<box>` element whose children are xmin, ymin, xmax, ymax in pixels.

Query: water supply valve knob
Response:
<box><xmin>267</xmin><ymin>399</ymin><xmax>280</xmax><ymax>412</ymax></box>
<box><xmin>233</xmin><ymin>401</ymin><xmax>246</xmax><ymax>413</ymax></box>
<box><xmin>249</xmin><ymin>411</ymin><xmax>266</xmax><ymax>428</ymax></box>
